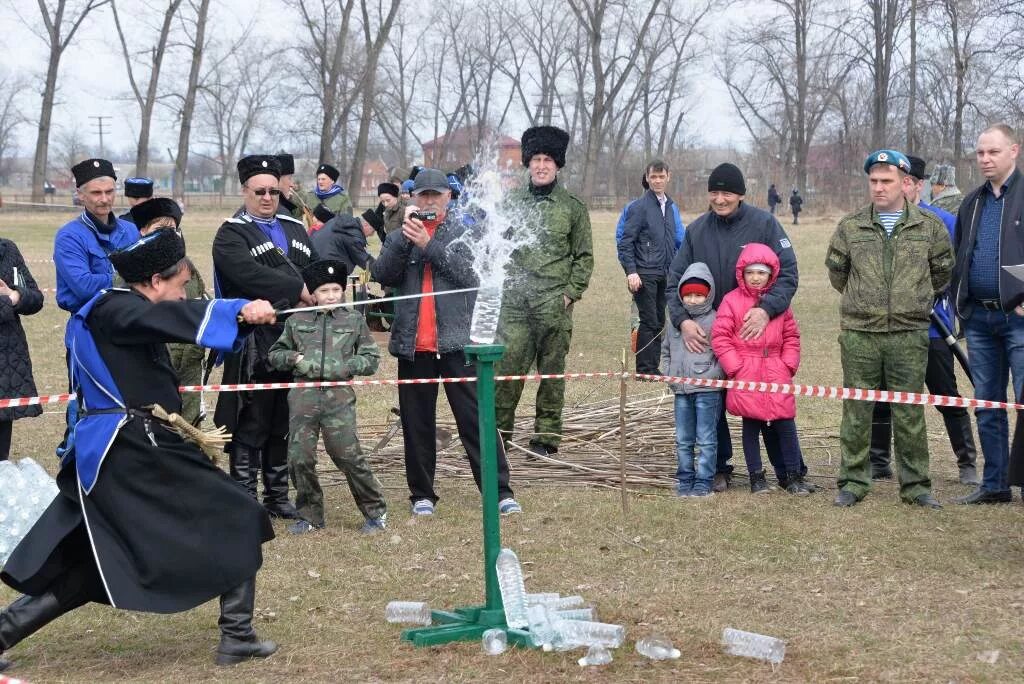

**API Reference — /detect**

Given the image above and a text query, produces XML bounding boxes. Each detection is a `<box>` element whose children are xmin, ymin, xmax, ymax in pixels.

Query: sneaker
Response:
<box><xmin>498</xmin><ymin>498</ymin><xmax>523</xmax><ymax>515</ymax></box>
<box><xmin>359</xmin><ymin>516</ymin><xmax>387</xmax><ymax>534</ymax></box>
<box><xmin>675</xmin><ymin>485</ymin><xmax>693</xmax><ymax>498</ymax></box>
<box><xmin>690</xmin><ymin>489</ymin><xmax>713</xmax><ymax>498</ymax></box>
<box><xmin>287</xmin><ymin>519</ymin><xmax>323</xmax><ymax>535</ymax></box>
<box><xmin>411</xmin><ymin>499</ymin><xmax>435</xmax><ymax>516</ymax></box>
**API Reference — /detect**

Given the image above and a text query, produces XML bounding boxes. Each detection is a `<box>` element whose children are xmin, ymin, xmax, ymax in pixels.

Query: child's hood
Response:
<box><xmin>676</xmin><ymin>262</ymin><xmax>716</xmax><ymax>317</ymax></box>
<box><xmin>734</xmin><ymin>242</ymin><xmax>780</xmax><ymax>296</ymax></box>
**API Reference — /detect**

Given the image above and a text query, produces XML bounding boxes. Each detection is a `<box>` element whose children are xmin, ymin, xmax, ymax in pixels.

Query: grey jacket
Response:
<box><xmin>660</xmin><ymin>262</ymin><xmax>725</xmax><ymax>394</ymax></box>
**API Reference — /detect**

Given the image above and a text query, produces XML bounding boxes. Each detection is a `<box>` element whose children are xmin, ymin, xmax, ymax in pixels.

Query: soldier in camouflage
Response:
<box><xmin>268</xmin><ymin>259</ymin><xmax>386</xmax><ymax>534</ymax></box>
<box><xmin>826</xmin><ymin>149</ymin><xmax>954</xmax><ymax>509</ymax></box>
<box><xmin>929</xmin><ymin>164</ymin><xmax>964</xmax><ymax>215</ymax></box>
<box><xmin>127</xmin><ymin>198</ymin><xmax>209</xmax><ymax>425</ymax></box>
<box><xmin>495</xmin><ymin>126</ymin><xmax>594</xmax><ymax>458</ymax></box>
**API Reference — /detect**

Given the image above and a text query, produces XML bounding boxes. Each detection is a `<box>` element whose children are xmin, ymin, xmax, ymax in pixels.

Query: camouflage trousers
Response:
<box><xmin>168</xmin><ymin>342</ymin><xmax>206</xmax><ymax>426</ymax></box>
<box><xmin>287</xmin><ymin>387</ymin><xmax>386</xmax><ymax>527</ymax></box>
<box><xmin>495</xmin><ymin>296</ymin><xmax>573</xmax><ymax>449</ymax></box>
<box><xmin>837</xmin><ymin>329</ymin><xmax>932</xmax><ymax>502</ymax></box>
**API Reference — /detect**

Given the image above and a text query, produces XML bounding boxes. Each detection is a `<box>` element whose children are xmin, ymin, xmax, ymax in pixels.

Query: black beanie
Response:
<box><xmin>708</xmin><ymin>163</ymin><xmax>746</xmax><ymax>195</ymax></box>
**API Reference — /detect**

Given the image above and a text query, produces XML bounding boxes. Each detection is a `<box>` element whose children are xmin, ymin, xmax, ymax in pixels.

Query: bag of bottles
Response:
<box><xmin>0</xmin><ymin>458</ymin><xmax>59</xmax><ymax>567</ymax></box>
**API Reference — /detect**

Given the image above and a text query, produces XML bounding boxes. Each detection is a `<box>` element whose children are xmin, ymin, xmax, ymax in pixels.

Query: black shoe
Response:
<box><xmin>958</xmin><ymin>466</ymin><xmax>980</xmax><ymax>486</ymax></box>
<box><xmin>712</xmin><ymin>472</ymin><xmax>730</xmax><ymax>493</ymax></box>
<box><xmin>953</xmin><ymin>488</ymin><xmax>1013</xmax><ymax>505</ymax></box>
<box><xmin>785</xmin><ymin>477</ymin><xmax>811</xmax><ymax>496</ymax></box>
<box><xmin>833</xmin><ymin>490</ymin><xmax>859</xmax><ymax>507</ymax></box>
<box><xmin>912</xmin><ymin>493</ymin><xmax>942</xmax><ymax>509</ymax></box>
<box><xmin>749</xmin><ymin>470</ymin><xmax>769</xmax><ymax>494</ymax></box>
<box><xmin>229</xmin><ymin>445</ymin><xmax>259</xmax><ymax>499</ymax></box>
<box><xmin>265</xmin><ymin>502</ymin><xmax>300</xmax><ymax>520</ymax></box>
<box><xmin>216</xmin><ymin>579</ymin><xmax>278</xmax><ymax>666</ymax></box>
<box><xmin>871</xmin><ymin>466</ymin><xmax>894</xmax><ymax>481</ymax></box>
<box><xmin>287</xmin><ymin>519</ymin><xmax>323</xmax><ymax>535</ymax></box>
<box><xmin>261</xmin><ymin>437</ymin><xmax>297</xmax><ymax>518</ymax></box>
<box><xmin>526</xmin><ymin>442</ymin><xmax>553</xmax><ymax>462</ymax></box>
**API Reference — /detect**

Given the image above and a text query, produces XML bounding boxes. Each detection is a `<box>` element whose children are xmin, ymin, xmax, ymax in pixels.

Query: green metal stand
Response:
<box><xmin>401</xmin><ymin>343</ymin><xmax>534</xmax><ymax>649</ymax></box>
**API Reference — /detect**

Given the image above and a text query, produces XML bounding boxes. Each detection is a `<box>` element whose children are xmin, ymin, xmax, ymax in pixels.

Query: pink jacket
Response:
<box><xmin>710</xmin><ymin>242</ymin><xmax>801</xmax><ymax>421</ymax></box>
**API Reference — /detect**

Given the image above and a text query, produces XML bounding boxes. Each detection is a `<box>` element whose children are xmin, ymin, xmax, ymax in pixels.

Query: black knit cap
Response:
<box><xmin>129</xmin><ymin>197</ymin><xmax>183</xmax><ymax>230</ymax></box>
<box><xmin>237</xmin><ymin>155</ymin><xmax>281</xmax><ymax>184</ymax></box>
<box><xmin>302</xmin><ymin>259</ymin><xmax>348</xmax><ymax>292</ymax></box>
<box><xmin>707</xmin><ymin>162</ymin><xmax>746</xmax><ymax>195</ymax></box>
<box><xmin>521</xmin><ymin>125</ymin><xmax>570</xmax><ymax>168</ymax></box>
<box><xmin>313</xmin><ymin>204</ymin><xmax>335</xmax><ymax>224</ymax></box>
<box><xmin>317</xmin><ymin>163</ymin><xmax>340</xmax><ymax>182</ymax></box>
<box><xmin>907</xmin><ymin>154</ymin><xmax>928</xmax><ymax>180</ymax></box>
<box><xmin>109</xmin><ymin>228</ymin><xmax>186</xmax><ymax>284</ymax></box>
<box><xmin>72</xmin><ymin>158</ymin><xmax>117</xmax><ymax>187</ymax></box>
<box><xmin>378</xmin><ymin>182</ymin><xmax>400</xmax><ymax>198</ymax></box>
<box><xmin>275</xmin><ymin>153</ymin><xmax>295</xmax><ymax>176</ymax></box>
<box><xmin>361</xmin><ymin>208</ymin><xmax>385</xmax><ymax>233</ymax></box>
<box><xmin>408</xmin><ymin>165</ymin><xmax>422</xmax><ymax>180</ymax></box>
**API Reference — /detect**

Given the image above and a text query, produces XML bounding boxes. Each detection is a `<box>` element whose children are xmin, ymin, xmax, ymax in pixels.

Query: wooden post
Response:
<box><xmin>619</xmin><ymin>348</ymin><xmax>629</xmax><ymax>514</ymax></box>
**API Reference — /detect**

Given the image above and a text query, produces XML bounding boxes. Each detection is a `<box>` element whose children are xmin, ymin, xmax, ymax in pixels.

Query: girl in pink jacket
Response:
<box><xmin>711</xmin><ymin>242</ymin><xmax>811</xmax><ymax>495</ymax></box>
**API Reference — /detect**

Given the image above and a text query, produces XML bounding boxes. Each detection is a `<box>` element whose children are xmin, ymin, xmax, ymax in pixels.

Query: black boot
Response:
<box><xmin>869</xmin><ymin>403</ymin><xmax>894</xmax><ymax>479</ymax></box>
<box><xmin>215</xmin><ymin>578</ymin><xmax>278</xmax><ymax>666</ymax></box>
<box><xmin>0</xmin><ymin>593</ymin><xmax>66</xmax><ymax>671</ymax></box>
<box><xmin>749</xmin><ymin>469</ymin><xmax>769</xmax><ymax>494</ymax></box>
<box><xmin>261</xmin><ymin>437</ymin><xmax>298</xmax><ymax>519</ymax></box>
<box><xmin>229</xmin><ymin>444</ymin><xmax>259</xmax><ymax>499</ymax></box>
<box><xmin>944</xmin><ymin>413</ymin><xmax>979</xmax><ymax>484</ymax></box>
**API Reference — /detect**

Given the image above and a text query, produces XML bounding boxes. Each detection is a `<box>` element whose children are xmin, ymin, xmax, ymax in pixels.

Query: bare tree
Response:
<box><xmin>905</xmin><ymin>0</ymin><xmax>918</xmax><ymax>153</ymax></box>
<box><xmin>347</xmin><ymin>0</ymin><xmax>401</xmax><ymax>197</ymax></box>
<box><xmin>567</xmin><ymin>0</ymin><xmax>664</xmax><ymax>199</ymax></box>
<box><xmin>171</xmin><ymin>0</ymin><xmax>210</xmax><ymax>200</ymax></box>
<box><xmin>862</xmin><ymin>0</ymin><xmax>907</xmax><ymax>149</ymax></box>
<box><xmin>23</xmin><ymin>0</ymin><xmax>109</xmax><ymax>201</ymax></box>
<box><xmin>373</xmin><ymin>17</ymin><xmax>429</xmax><ymax>169</ymax></box>
<box><xmin>0</xmin><ymin>72</ymin><xmax>29</xmax><ymax>182</ymax></box>
<box><xmin>111</xmin><ymin>0</ymin><xmax>182</xmax><ymax>176</ymax></box>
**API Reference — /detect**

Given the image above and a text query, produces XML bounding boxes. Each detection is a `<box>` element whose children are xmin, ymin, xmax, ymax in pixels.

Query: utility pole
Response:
<box><xmin>89</xmin><ymin>115</ymin><xmax>111</xmax><ymax>157</ymax></box>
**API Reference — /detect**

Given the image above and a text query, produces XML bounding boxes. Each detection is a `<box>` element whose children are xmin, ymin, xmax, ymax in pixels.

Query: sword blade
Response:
<box><xmin>274</xmin><ymin>286</ymin><xmax>480</xmax><ymax>316</ymax></box>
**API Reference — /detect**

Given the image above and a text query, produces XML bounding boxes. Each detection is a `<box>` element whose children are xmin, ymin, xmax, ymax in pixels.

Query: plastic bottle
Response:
<box><xmin>555</xmin><ymin>607</ymin><xmax>597</xmax><ymax>621</ymax></box>
<box><xmin>525</xmin><ymin>592</ymin><xmax>561</xmax><ymax>605</ymax></box>
<box><xmin>481</xmin><ymin>628</ymin><xmax>507</xmax><ymax>655</ymax></box>
<box><xmin>526</xmin><ymin>603</ymin><xmax>558</xmax><ymax>649</ymax></box>
<box><xmin>636</xmin><ymin>634</ymin><xmax>681</xmax><ymax>660</ymax></box>
<box><xmin>384</xmin><ymin>601</ymin><xmax>432</xmax><ymax>625</ymax></box>
<box><xmin>541</xmin><ymin>595</ymin><xmax>585</xmax><ymax>610</ymax></box>
<box><xmin>721</xmin><ymin>627</ymin><xmax>785</xmax><ymax>664</ymax></box>
<box><xmin>469</xmin><ymin>284</ymin><xmax>504</xmax><ymax>344</ymax></box>
<box><xmin>495</xmin><ymin>548</ymin><xmax>529</xmax><ymax>629</ymax></box>
<box><xmin>555</xmin><ymin>619</ymin><xmax>626</xmax><ymax>648</ymax></box>
<box><xmin>578</xmin><ymin>645</ymin><xmax>613</xmax><ymax>667</ymax></box>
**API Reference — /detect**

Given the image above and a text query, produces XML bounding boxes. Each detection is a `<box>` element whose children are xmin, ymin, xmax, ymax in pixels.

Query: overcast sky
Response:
<box><xmin>1</xmin><ymin>0</ymin><xmax>749</xmax><ymax>161</ymax></box>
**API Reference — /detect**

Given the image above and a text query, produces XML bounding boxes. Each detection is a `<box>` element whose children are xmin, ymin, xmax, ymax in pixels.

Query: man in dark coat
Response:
<box><xmin>666</xmin><ymin>162</ymin><xmax>801</xmax><ymax>492</ymax></box>
<box><xmin>767</xmin><ymin>184</ymin><xmax>781</xmax><ymax>214</ymax></box>
<box><xmin>0</xmin><ymin>238</ymin><xmax>44</xmax><ymax>459</ymax></box>
<box><xmin>212</xmin><ymin>155</ymin><xmax>317</xmax><ymax>519</ymax></box>
<box><xmin>789</xmin><ymin>189</ymin><xmax>803</xmax><ymax>225</ymax></box>
<box><xmin>308</xmin><ymin>209</ymin><xmax>375</xmax><ymax>275</ymax></box>
<box><xmin>0</xmin><ymin>229</ymin><xmax>279</xmax><ymax>671</ymax></box>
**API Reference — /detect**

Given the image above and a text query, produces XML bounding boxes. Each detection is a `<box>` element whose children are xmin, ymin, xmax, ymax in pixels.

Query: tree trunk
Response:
<box><xmin>31</xmin><ymin>49</ymin><xmax>61</xmax><ymax>203</ymax></box>
<box><xmin>905</xmin><ymin>0</ymin><xmax>916</xmax><ymax>153</ymax></box>
<box><xmin>173</xmin><ymin>0</ymin><xmax>211</xmax><ymax>201</ymax></box>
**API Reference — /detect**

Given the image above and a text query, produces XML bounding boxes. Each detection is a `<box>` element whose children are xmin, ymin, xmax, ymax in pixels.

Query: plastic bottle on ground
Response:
<box><xmin>541</xmin><ymin>595</ymin><xmax>585</xmax><ymax>610</ymax></box>
<box><xmin>526</xmin><ymin>603</ymin><xmax>559</xmax><ymax>649</ymax></box>
<box><xmin>721</xmin><ymin>627</ymin><xmax>785</xmax><ymax>664</ymax></box>
<box><xmin>555</xmin><ymin>607</ymin><xmax>597</xmax><ymax>621</ymax></box>
<box><xmin>482</xmin><ymin>628</ymin><xmax>507</xmax><ymax>655</ymax></box>
<box><xmin>384</xmin><ymin>601</ymin><xmax>432</xmax><ymax>625</ymax></box>
<box><xmin>525</xmin><ymin>592</ymin><xmax>561</xmax><ymax>605</ymax></box>
<box><xmin>636</xmin><ymin>634</ymin><xmax>681</xmax><ymax>660</ymax></box>
<box><xmin>495</xmin><ymin>548</ymin><xmax>529</xmax><ymax>629</ymax></box>
<box><xmin>578</xmin><ymin>645</ymin><xmax>613</xmax><ymax>667</ymax></box>
<box><xmin>555</xmin><ymin>619</ymin><xmax>626</xmax><ymax>649</ymax></box>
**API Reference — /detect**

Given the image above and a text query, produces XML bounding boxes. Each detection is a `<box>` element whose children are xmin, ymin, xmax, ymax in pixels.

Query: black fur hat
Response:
<box><xmin>521</xmin><ymin>126</ymin><xmax>570</xmax><ymax>168</ymax></box>
<box><xmin>317</xmin><ymin>163</ymin><xmax>340</xmax><ymax>182</ymax></box>
<box><xmin>275</xmin><ymin>153</ymin><xmax>296</xmax><ymax>176</ymax></box>
<box><xmin>109</xmin><ymin>228</ymin><xmax>186</xmax><ymax>284</ymax></box>
<box><xmin>72</xmin><ymin>158</ymin><xmax>117</xmax><ymax>187</ymax></box>
<box><xmin>313</xmin><ymin>204</ymin><xmax>335</xmax><ymax>224</ymax></box>
<box><xmin>129</xmin><ymin>197</ymin><xmax>183</xmax><ymax>230</ymax></box>
<box><xmin>237</xmin><ymin>155</ymin><xmax>282</xmax><ymax>184</ymax></box>
<box><xmin>302</xmin><ymin>260</ymin><xmax>348</xmax><ymax>292</ymax></box>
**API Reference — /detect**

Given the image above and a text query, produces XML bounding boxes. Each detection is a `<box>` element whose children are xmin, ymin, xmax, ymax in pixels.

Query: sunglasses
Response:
<box><xmin>248</xmin><ymin>187</ymin><xmax>281</xmax><ymax>196</ymax></box>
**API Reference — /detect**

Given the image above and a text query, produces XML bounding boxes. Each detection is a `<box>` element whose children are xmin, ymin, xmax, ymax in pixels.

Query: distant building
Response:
<box><xmin>421</xmin><ymin>126</ymin><xmax>521</xmax><ymax>172</ymax></box>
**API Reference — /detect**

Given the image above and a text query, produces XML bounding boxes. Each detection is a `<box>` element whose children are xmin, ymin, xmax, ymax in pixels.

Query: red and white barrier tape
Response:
<box><xmin>4</xmin><ymin>372</ymin><xmax>1024</xmax><ymax>411</ymax></box>
<box><xmin>636</xmin><ymin>373</ymin><xmax>1024</xmax><ymax>410</ymax></box>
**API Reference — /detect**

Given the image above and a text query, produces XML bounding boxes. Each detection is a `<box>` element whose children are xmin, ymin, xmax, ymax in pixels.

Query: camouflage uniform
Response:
<box><xmin>825</xmin><ymin>200</ymin><xmax>954</xmax><ymax>501</ymax></box>
<box><xmin>495</xmin><ymin>182</ymin><xmax>593</xmax><ymax>450</ymax></box>
<box><xmin>268</xmin><ymin>307</ymin><xmax>385</xmax><ymax>527</ymax></box>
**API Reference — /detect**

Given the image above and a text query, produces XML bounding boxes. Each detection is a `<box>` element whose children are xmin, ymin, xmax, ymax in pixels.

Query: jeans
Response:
<box><xmin>674</xmin><ymin>392</ymin><xmax>722</xmax><ymax>493</ymax></box>
<box><xmin>963</xmin><ymin>307</ymin><xmax>1024</xmax><ymax>493</ymax></box>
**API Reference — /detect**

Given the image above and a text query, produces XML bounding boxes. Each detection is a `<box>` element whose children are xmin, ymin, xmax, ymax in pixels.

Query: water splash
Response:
<box><xmin>450</xmin><ymin>142</ymin><xmax>538</xmax><ymax>344</ymax></box>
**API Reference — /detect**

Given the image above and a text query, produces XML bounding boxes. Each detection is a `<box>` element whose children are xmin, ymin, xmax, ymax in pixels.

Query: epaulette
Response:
<box><xmin>277</xmin><ymin>213</ymin><xmax>304</xmax><ymax>226</ymax></box>
<box><xmin>223</xmin><ymin>217</ymin><xmax>247</xmax><ymax>225</ymax></box>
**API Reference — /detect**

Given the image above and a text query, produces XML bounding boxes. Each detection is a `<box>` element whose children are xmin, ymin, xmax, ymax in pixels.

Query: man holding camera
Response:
<box><xmin>370</xmin><ymin>168</ymin><xmax>519</xmax><ymax>517</ymax></box>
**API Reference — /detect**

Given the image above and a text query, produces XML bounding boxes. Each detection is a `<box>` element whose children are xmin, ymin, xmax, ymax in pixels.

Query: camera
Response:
<box><xmin>409</xmin><ymin>210</ymin><xmax>437</xmax><ymax>222</ymax></box>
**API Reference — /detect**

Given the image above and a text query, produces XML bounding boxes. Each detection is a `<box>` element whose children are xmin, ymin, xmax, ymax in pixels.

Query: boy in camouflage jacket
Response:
<box><xmin>268</xmin><ymin>260</ymin><xmax>386</xmax><ymax>534</ymax></box>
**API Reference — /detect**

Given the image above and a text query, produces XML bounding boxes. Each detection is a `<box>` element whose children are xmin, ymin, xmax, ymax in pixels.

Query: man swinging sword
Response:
<box><xmin>0</xmin><ymin>229</ymin><xmax>281</xmax><ymax>670</ymax></box>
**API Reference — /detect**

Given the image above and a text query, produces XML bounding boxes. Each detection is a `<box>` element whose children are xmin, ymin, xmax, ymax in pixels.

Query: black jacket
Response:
<box><xmin>370</xmin><ymin>215</ymin><xmax>478</xmax><ymax>361</ymax></box>
<box><xmin>666</xmin><ymin>202</ymin><xmax>799</xmax><ymax>329</ymax></box>
<box><xmin>617</xmin><ymin>190</ymin><xmax>679</xmax><ymax>276</ymax></box>
<box><xmin>309</xmin><ymin>215</ymin><xmax>373</xmax><ymax>274</ymax></box>
<box><xmin>0</xmin><ymin>239</ymin><xmax>44</xmax><ymax>421</ymax></box>
<box><xmin>950</xmin><ymin>168</ymin><xmax>1024</xmax><ymax>318</ymax></box>
<box><xmin>790</xmin><ymin>193</ymin><xmax>803</xmax><ymax>213</ymax></box>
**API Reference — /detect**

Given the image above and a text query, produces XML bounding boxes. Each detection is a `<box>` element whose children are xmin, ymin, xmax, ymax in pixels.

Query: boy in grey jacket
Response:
<box><xmin>660</xmin><ymin>262</ymin><xmax>726</xmax><ymax>496</ymax></box>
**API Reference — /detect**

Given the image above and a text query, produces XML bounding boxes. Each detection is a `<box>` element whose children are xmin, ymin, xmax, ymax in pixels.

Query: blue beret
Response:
<box><xmin>124</xmin><ymin>177</ymin><xmax>154</xmax><ymax>198</ymax></box>
<box><xmin>864</xmin><ymin>149</ymin><xmax>911</xmax><ymax>175</ymax></box>
<box><xmin>401</xmin><ymin>179</ymin><xmax>415</xmax><ymax>193</ymax></box>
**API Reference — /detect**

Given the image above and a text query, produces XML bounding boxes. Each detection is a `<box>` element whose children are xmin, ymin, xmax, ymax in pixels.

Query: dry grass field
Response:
<box><xmin>1</xmin><ymin>204</ymin><xmax>1022</xmax><ymax>682</ymax></box>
